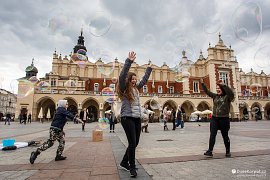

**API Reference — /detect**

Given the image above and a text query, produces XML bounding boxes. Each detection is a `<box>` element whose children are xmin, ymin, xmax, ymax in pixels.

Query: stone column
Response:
<box><xmin>248</xmin><ymin>110</ymin><xmax>252</xmax><ymax>121</ymax></box>
<box><xmin>261</xmin><ymin>107</ymin><xmax>264</xmax><ymax>120</ymax></box>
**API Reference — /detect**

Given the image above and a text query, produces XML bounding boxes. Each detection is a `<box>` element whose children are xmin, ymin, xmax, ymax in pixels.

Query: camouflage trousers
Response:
<box><xmin>37</xmin><ymin>128</ymin><xmax>65</xmax><ymax>156</ymax></box>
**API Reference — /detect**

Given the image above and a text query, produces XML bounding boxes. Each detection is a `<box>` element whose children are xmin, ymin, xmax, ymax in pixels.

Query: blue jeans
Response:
<box><xmin>121</xmin><ymin>116</ymin><xmax>141</xmax><ymax>169</ymax></box>
<box><xmin>176</xmin><ymin>120</ymin><xmax>184</xmax><ymax>128</ymax></box>
<box><xmin>5</xmin><ymin>118</ymin><xmax>10</xmax><ymax>125</ymax></box>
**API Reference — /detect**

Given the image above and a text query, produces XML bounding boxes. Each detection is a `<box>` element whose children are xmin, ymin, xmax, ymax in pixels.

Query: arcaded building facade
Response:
<box><xmin>16</xmin><ymin>32</ymin><xmax>270</xmax><ymax>122</ymax></box>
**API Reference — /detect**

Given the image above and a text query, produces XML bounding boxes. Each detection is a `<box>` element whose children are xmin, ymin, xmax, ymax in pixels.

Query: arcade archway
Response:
<box><xmin>264</xmin><ymin>102</ymin><xmax>270</xmax><ymax>120</ymax></box>
<box><xmin>239</xmin><ymin>101</ymin><xmax>249</xmax><ymax>120</ymax></box>
<box><xmin>251</xmin><ymin>102</ymin><xmax>262</xmax><ymax>121</ymax></box>
<box><xmin>197</xmin><ymin>101</ymin><xmax>211</xmax><ymax>111</ymax></box>
<box><xmin>82</xmin><ymin>98</ymin><xmax>99</xmax><ymax>122</ymax></box>
<box><xmin>64</xmin><ymin>97</ymin><xmax>78</xmax><ymax>116</ymax></box>
<box><xmin>181</xmin><ymin>100</ymin><xmax>195</xmax><ymax>121</ymax></box>
<box><xmin>36</xmin><ymin>97</ymin><xmax>56</xmax><ymax>121</ymax></box>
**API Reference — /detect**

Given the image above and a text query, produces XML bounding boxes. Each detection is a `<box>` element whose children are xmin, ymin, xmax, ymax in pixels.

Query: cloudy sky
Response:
<box><xmin>0</xmin><ymin>0</ymin><xmax>269</xmax><ymax>93</ymax></box>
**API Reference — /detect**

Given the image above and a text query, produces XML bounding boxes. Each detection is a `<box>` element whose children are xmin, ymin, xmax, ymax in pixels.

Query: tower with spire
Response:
<box><xmin>25</xmin><ymin>58</ymin><xmax>38</xmax><ymax>78</ymax></box>
<box><xmin>73</xmin><ymin>28</ymin><xmax>87</xmax><ymax>53</ymax></box>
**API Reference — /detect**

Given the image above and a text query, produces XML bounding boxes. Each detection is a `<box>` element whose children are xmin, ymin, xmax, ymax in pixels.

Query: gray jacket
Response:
<box><xmin>119</xmin><ymin>58</ymin><xmax>152</xmax><ymax>118</ymax></box>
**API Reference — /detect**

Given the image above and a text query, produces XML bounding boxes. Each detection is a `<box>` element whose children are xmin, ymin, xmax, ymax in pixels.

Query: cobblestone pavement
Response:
<box><xmin>116</xmin><ymin>121</ymin><xmax>270</xmax><ymax>179</ymax></box>
<box><xmin>0</xmin><ymin>121</ymin><xmax>269</xmax><ymax>179</ymax></box>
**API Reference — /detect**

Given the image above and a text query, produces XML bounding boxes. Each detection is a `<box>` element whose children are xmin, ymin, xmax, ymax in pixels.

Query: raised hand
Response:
<box><xmin>128</xmin><ymin>51</ymin><xmax>136</xmax><ymax>62</ymax></box>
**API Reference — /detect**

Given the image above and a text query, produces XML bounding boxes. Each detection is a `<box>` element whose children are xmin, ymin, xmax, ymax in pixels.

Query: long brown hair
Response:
<box><xmin>117</xmin><ymin>72</ymin><xmax>137</xmax><ymax>102</ymax></box>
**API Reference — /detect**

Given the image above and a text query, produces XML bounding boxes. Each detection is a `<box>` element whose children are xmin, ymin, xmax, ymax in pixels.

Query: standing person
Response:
<box><xmin>30</xmin><ymin>100</ymin><xmax>84</xmax><ymax>164</ymax></box>
<box><xmin>19</xmin><ymin>113</ymin><xmax>23</xmax><ymax>124</ymax></box>
<box><xmin>141</xmin><ymin>104</ymin><xmax>154</xmax><ymax>133</ymax></box>
<box><xmin>163</xmin><ymin>106</ymin><xmax>169</xmax><ymax>131</ymax></box>
<box><xmin>171</xmin><ymin>108</ymin><xmax>176</xmax><ymax>130</ymax></box>
<box><xmin>109</xmin><ymin>111</ymin><xmax>116</xmax><ymax>133</ymax></box>
<box><xmin>23</xmin><ymin>113</ymin><xmax>27</xmax><ymax>125</ymax></box>
<box><xmin>28</xmin><ymin>113</ymin><xmax>32</xmax><ymax>123</ymax></box>
<box><xmin>5</xmin><ymin>113</ymin><xmax>11</xmax><ymax>125</ymax></box>
<box><xmin>116</xmin><ymin>51</ymin><xmax>152</xmax><ymax>178</ymax></box>
<box><xmin>176</xmin><ymin>106</ymin><xmax>183</xmax><ymax>128</ymax></box>
<box><xmin>79</xmin><ymin>108</ymin><xmax>88</xmax><ymax>131</ymax></box>
<box><xmin>201</xmin><ymin>79</ymin><xmax>234</xmax><ymax>157</ymax></box>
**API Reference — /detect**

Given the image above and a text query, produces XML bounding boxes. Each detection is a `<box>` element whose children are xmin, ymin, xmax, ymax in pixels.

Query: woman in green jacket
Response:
<box><xmin>201</xmin><ymin>79</ymin><xmax>234</xmax><ymax>157</ymax></box>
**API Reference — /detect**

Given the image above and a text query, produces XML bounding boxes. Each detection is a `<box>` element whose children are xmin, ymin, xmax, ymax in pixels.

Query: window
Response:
<box><xmin>193</xmin><ymin>81</ymin><xmax>200</xmax><ymax>93</ymax></box>
<box><xmin>143</xmin><ymin>85</ymin><xmax>148</xmax><ymax>93</ymax></box>
<box><xmin>219</xmin><ymin>72</ymin><xmax>229</xmax><ymax>85</ymax></box>
<box><xmin>94</xmin><ymin>83</ymin><xmax>99</xmax><ymax>92</ymax></box>
<box><xmin>158</xmin><ymin>86</ymin><xmax>162</xmax><ymax>94</ymax></box>
<box><xmin>169</xmin><ymin>86</ymin><xmax>174</xmax><ymax>94</ymax></box>
<box><xmin>51</xmin><ymin>78</ymin><xmax>56</xmax><ymax>87</ymax></box>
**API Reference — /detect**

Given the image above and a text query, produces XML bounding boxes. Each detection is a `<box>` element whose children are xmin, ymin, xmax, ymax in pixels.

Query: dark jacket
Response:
<box><xmin>119</xmin><ymin>58</ymin><xmax>152</xmax><ymax>118</ymax></box>
<box><xmin>6</xmin><ymin>114</ymin><xmax>11</xmax><ymax>119</ymax></box>
<box><xmin>176</xmin><ymin>110</ymin><xmax>182</xmax><ymax>120</ymax></box>
<box><xmin>108</xmin><ymin>112</ymin><xmax>115</xmax><ymax>124</ymax></box>
<box><xmin>171</xmin><ymin>110</ymin><xmax>176</xmax><ymax>121</ymax></box>
<box><xmin>79</xmin><ymin>111</ymin><xmax>88</xmax><ymax>121</ymax></box>
<box><xmin>202</xmin><ymin>83</ymin><xmax>234</xmax><ymax>117</ymax></box>
<box><xmin>51</xmin><ymin>107</ymin><xmax>76</xmax><ymax>130</ymax></box>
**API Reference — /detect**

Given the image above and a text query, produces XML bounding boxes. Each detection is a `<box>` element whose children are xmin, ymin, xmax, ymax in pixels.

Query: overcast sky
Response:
<box><xmin>0</xmin><ymin>0</ymin><xmax>269</xmax><ymax>93</ymax></box>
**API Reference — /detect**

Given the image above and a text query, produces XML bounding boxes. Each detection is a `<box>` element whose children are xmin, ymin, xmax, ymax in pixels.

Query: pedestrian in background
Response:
<box><xmin>171</xmin><ymin>108</ymin><xmax>176</xmax><ymax>130</ymax></box>
<box><xmin>109</xmin><ymin>111</ymin><xmax>116</xmax><ymax>133</ymax></box>
<box><xmin>79</xmin><ymin>108</ymin><xmax>88</xmax><ymax>131</ymax></box>
<box><xmin>23</xmin><ymin>113</ymin><xmax>27</xmax><ymax>125</ymax></box>
<box><xmin>28</xmin><ymin>113</ymin><xmax>32</xmax><ymax>123</ymax></box>
<box><xmin>5</xmin><ymin>113</ymin><xmax>11</xmax><ymax>125</ymax></box>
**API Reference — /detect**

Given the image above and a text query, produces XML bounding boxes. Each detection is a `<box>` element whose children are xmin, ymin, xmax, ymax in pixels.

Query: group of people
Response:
<box><xmin>3</xmin><ymin>112</ymin><xmax>31</xmax><ymax>125</ymax></box>
<box><xmin>29</xmin><ymin>51</ymin><xmax>235</xmax><ymax>179</ymax></box>
<box><xmin>162</xmin><ymin>105</ymin><xmax>184</xmax><ymax>131</ymax></box>
<box><xmin>19</xmin><ymin>113</ymin><xmax>32</xmax><ymax>124</ymax></box>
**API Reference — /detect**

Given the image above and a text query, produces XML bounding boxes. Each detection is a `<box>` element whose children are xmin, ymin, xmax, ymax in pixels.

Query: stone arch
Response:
<box><xmin>36</xmin><ymin>97</ymin><xmax>56</xmax><ymax>122</ymax></box>
<box><xmin>251</xmin><ymin>102</ymin><xmax>263</xmax><ymax>110</ymax></box>
<box><xmin>163</xmin><ymin>100</ymin><xmax>177</xmax><ymax>111</ymax></box>
<box><xmin>180</xmin><ymin>100</ymin><xmax>195</xmax><ymax>121</ymax></box>
<box><xmin>251</xmin><ymin>102</ymin><xmax>263</xmax><ymax>120</ymax></box>
<box><xmin>239</xmin><ymin>101</ymin><xmax>249</xmax><ymax>120</ymax></box>
<box><xmin>81</xmin><ymin>97</ymin><xmax>99</xmax><ymax>107</ymax></box>
<box><xmin>264</xmin><ymin>102</ymin><xmax>270</xmax><ymax>120</ymax></box>
<box><xmin>36</xmin><ymin>96</ymin><xmax>56</xmax><ymax>106</ymax></box>
<box><xmin>197</xmin><ymin>101</ymin><xmax>211</xmax><ymax>111</ymax></box>
<box><xmin>143</xmin><ymin>99</ymin><xmax>160</xmax><ymax>122</ymax></box>
<box><xmin>82</xmin><ymin>97</ymin><xmax>99</xmax><ymax>122</ymax></box>
<box><xmin>64</xmin><ymin>97</ymin><xmax>78</xmax><ymax>115</ymax></box>
<box><xmin>63</xmin><ymin>97</ymin><xmax>78</xmax><ymax>106</ymax></box>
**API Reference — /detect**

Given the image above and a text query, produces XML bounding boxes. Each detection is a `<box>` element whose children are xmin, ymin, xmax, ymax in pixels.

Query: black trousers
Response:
<box><xmin>172</xmin><ymin>119</ymin><xmax>176</xmax><ymax>130</ymax></box>
<box><xmin>121</xmin><ymin>116</ymin><xmax>141</xmax><ymax>169</ymax></box>
<box><xmin>208</xmin><ymin>116</ymin><xmax>230</xmax><ymax>152</ymax></box>
<box><xmin>110</xmin><ymin>121</ymin><xmax>115</xmax><ymax>131</ymax></box>
<box><xmin>82</xmin><ymin>120</ymin><xmax>86</xmax><ymax>131</ymax></box>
